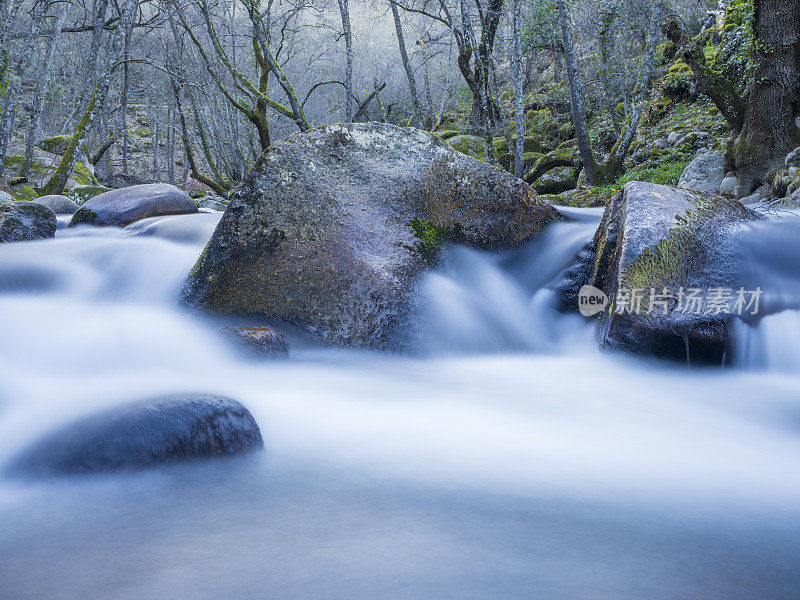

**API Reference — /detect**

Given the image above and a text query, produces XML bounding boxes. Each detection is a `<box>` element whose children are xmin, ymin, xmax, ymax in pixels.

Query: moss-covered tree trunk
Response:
<box><xmin>729</xmin><ymin>0</ymin><xmax>800</xmax><ymax>197</ymax></box>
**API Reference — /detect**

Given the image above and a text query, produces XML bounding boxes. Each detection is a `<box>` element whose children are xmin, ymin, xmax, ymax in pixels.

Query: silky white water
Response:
<box><xmin>0</xmin><ymin>209</ymin><xmax>799</xmax><ymax>599</ymax></box>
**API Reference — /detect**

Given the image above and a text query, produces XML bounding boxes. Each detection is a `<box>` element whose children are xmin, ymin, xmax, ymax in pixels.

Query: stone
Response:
<box><xmin>0</xmin><ymin>201</ymin><xmax>57</xmax><ymax>243</ymax></box>
<box><xmin>70</xmin><ymin>183</ymin><xmax>197</xmax><ymax>227</ymax></box>
<box><xmin>785</xmin><ymin>146</ymin><xmax>800</xmax><ymax>168</ymax></box>
<box><xmin>0</xmin><ymin>190</ymin><xmax>12</xmax><ymax>203</ymax></box>
<box><xmin>678</xmin><ymin>149</ymin><xmax>725</xmax><ymax>194</ymax></box>
<box><xmin>221</xmin><ymin>326</ymin><xmax>290</xmax><ymax>358</ymax></box>
<box><xmin>718</xmin><ymin>176</ymin><xmax>737</xmax><ymax>196</ymax></box>
<box><xmin>36</xmin><ymin>194</ymin><xmax>80</xmax><ymax>215</ymax></box>
<box><xmin>667</xmin><ymin>132</ymin><xmax>681</xmax><ymax>145</ymax></box>
<box><xmin>8</xmin><ymin>394</ymin><xmax>264</xmax><ymax>476</ymax></box>
<box><xmin>198</xmin><ymin>196</ymin><xmax>228</xmax><ymax>211</ymax></box>
<box><xmin>182</xmin><ymin>123</ymin><xmax>560</xmax><ymax>350</ymax></box>
<box><xmin>531</xmin><ymin>166</ymin><xmax>578</xmax><ymax>195</ymax></box>
<box><xmin>559</xmin><ymin>181</ymin><xmax>759</xmax><ymax>364</ymax></box>
<box><xmin>447</xmin><ymin>134</ymin><xmax>488</xmax><ymax>160</ymax></box>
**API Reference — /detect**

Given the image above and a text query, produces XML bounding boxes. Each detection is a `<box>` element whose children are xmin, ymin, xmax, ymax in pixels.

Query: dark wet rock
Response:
<box><xmin>221</xmin><ymin>326</ymin><xmax>290</xmax><ymax>358</ymax></box>
<box><xmin>560</xmin><ymin>181</ymin><xmax>760</xmax><ymax>364</ymax></box>
<box><xmin>182</xmin><ymin>123</ymin><xmax>560</xmax><ymax>350</ymax></box>
<box><xmin>36</xmin><ymin>194</ymin><xmax>80</xmax><ymax>215</ymax></box>
<box><xmin>0</xmin><ymin>201</ymin><xmax>57</xmax><ymax>243</ymax></box>
<box><xmin>70</xmin><ymin>183</ymin><xmax>197</xmax><ymax>227</ymax></box>
<box><xmin>8</xmin><ymin>394</ymin><xmax>263</xmax><ymax>476</ymax></box>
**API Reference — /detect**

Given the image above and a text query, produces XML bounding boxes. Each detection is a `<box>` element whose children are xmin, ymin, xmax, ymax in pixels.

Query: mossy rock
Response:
<box><xmin>564</xmin><ymin>182</ymin><xmax>760</xmax><ymax>363</ymax></box>
<box><xmin>72</xmin><ymin>161</ymin><xmax>100</xmax><ymax>186</ymax></box>
<box><xmin>189</xmin><ymin>190</ymin><xmax>209</xmax><ymax>199</ymax></box>
<box><xmin>492</xmin><ymin>135</ymin><xmax>544</xmax><ymax>158</ymax></box>
<box><xmin>36</xmin><ymin>135</ymin><xmax>73</xmax><ymax>156</ymax></box>
<box><xmin>10</xmin><ymin>186</ymin><xmax>38</xmax><ymax>202</ymax></box>
<box><xmin>433</xmin><ymin>130</ymin><xmax>461</xmax><ymax>141</ymax></box>
<box><xmin>447</xmin><ymin>134</ymin><xmax>488</xmax><ymax>161</ymax></box>
<box><xmin>8</xmin><ymin>176</ymin><xmax>27</xmax><ymax>186</ymax></box>
<box><xmin>557</xmin><ymin>122</ymin><xmax>575</xmax><ymax>141</ymax></box>
<box><xmin>531</xmin><ymin>166</ymin><xmax>578</xmax><ymax>195</ymax></box>
<box><xmin>67</xmin><ymin>185</ymin><xmax>111</xmax><ymax>206</ymax></box>
<box><xmin>524</xmin><ymin>147</ymin><xmax>581</xmax><ymax>185</ymax></box>
<box><xmin>70</xmin><ymin>207</ymin><xmax>99</xmax><ymax>226</ymax></box>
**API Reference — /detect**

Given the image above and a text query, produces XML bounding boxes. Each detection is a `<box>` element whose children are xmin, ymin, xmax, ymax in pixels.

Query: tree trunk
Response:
<box><xmin>337</xmin><ymin>0</ymin><xmax>354</xmax><ymax>122</ymax></box>
<box><xmin>0</xmin><ymin>0</ymin><xmax>47</xmax><ymax>179</ymax></box>
<box><xmin>390</xmin><ymin>1</ymin><xmax>425</xmax><ymax>128</ymax></box>
<box><xmin>38</xmin><ymin>0</ymin><xmax>136</xmax><ymax>196</ymax></box>
<box><xmin>557</xmin><ymin>0</ymin><xmax>596</xmax><ymax>183</ymax></box>
<box><xmin>23</xmin><ymin>0</ymin><xmax>69</xmax><ymax>178</ymax></box>
<box><xmin>512</xmin><ymin>0</ymin><xmax>524</xmax><ymax>178</ymax></box>
<box><xmin>730</xmin><ymin>0</ymin><xmax>800</xmax><ymax>197</ymax></box>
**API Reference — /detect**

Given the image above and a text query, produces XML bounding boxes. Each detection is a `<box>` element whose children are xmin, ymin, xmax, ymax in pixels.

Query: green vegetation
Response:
<box><xmin>67</xmin><ymin>185</ymin><xmax>110</xmax><ymax>205</ymax></box>
<box><xmin>410</xmin><ymin>217</ymin><xmax>464</xmax><ymax>264</ymax></box>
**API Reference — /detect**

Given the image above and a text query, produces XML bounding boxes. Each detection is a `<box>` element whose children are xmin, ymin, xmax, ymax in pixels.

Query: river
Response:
<box><xmin>0</xmin><ymin>208</ymin><xmax>799</xmax><ymax>599</ymax></box>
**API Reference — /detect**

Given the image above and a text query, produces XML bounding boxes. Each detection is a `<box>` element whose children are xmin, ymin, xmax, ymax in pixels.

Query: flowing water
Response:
<box><xmin>1</xmin><ymin>207</ymin><xmax>800</xmax><ymax>599</ymax></box>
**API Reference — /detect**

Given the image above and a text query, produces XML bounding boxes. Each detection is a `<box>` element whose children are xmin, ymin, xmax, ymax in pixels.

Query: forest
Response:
<box><xmin>0</xmin><ymin>0</ymin><xmax>794</xmax><ymax>206</ymax></box>
<box><xmin>1</xmin><ymin>0</ymin><xmax>800</xmax><ymax>598</ymax></box>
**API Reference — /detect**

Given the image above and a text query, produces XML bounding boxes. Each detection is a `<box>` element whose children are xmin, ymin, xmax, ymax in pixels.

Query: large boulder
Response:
<box><xmin>678</xmin><ymin>149</ymin><xmax>725</xmax><ymax>194</ymax></box>
<box><xmin>8</xmin><ymin>394</ymin><xmax>264</xmax><ymax>476</ymax></box>
<box><xmin>183</xmin><ymin>123</ymin><xmax>560</xmax><ymax>349</ymax></box>
<box><xmin>36</xmin><ymin>194</ymin><xmax>80</xmax><ymax>215</ymax></box>
<box><xmin>0</xmin><ymin>190</ymin><xmax>13</xmax><ymax>203</ymax></box>
<box><xmin>0</xmin><ymin>201</ymin><xmax>57</xmax><ymax>243</ymax></box>
<box><xmin>70</xmin><ymin>183</ymin><xmax>197</xmax><ymax>227</ymax></box>
<box><xmin>559</xmin><ymin>182</ymin><xmax>759</xmax><ymax>363</ymax></box>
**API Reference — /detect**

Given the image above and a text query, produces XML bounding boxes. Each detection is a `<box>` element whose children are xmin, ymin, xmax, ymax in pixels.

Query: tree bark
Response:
<box><xmin>557</xmin><ymin>0</ymin><xmax>596</xmax><ymax>183</ymax></box>
<box><xmin>337</xmin><ymin>0</ymin><xmax>354</xmax><ymax>122</ymax></box>
<box><xmin>730</xmin><ymin>0</ymin><xmax>800</xmax><ymax>197</ymax></box>
<box><xmin>0</xmin><ymin>0</ymin><xmax>48</xmax><ymax>179</ymax></box>
<box><xmin>512</xmin><ymin>0</ymin><xmax>524</xmax><ymax>177</ymax></box>
<box><xmin>23</xmin><ymin>0</ymin><xmax>70</xmax><ymax>177</ymax></box>
<box><xmin>390</xmin><ymin>1</ymin><xmax>425</xmax><ymax>128</ymax></box>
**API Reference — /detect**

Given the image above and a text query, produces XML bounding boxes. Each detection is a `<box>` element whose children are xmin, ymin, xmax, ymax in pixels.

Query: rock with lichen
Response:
<box><xmin>70</xmin><ymin>183</ymin><xmax>197</xmax><ymax>227</ymax></box>
<box><xmin>0</xmin><ymin>201</ymin><xmax>57</xmax><ymax>243</ymax></box>
<box><xmin>559</xmin><ymin>181</ymin><xmax>759</xmax><ymax>364</ymax></box>
<box><xmin>182</xmin><ymin>123</ymin><xmax>560</xmax><ymax>350</ymax></box>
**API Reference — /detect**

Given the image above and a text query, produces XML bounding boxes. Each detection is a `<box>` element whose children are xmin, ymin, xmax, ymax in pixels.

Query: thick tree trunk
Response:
<box><xmin>730</xmin><ymin>0</ymin><xmax>800</xmax><ymax>197</ymax></box>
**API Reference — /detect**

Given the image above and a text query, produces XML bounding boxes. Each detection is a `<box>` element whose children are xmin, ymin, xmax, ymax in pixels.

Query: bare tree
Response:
<box><xmin>557</xmin><ymin>0</ymin><xmax>664</xmax><ymax>185</ymax></box>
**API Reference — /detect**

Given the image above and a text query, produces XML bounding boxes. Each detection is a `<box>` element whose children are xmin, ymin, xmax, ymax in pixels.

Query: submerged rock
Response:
<box><xmin>36</xmin><ymin>194</ymin><xmax>80</xmax><ymax>215</ymax></box>
<box><xmin>678</xmin><ymin>149</ymin><xmax>725</xmax><ymax>194</ymax></box>
<box><xmin>183</xmin><ymin>123</ymin><xmax>560</xmax><ymax>350</ymax></box>
<box><xmin>0</xmin><ymin>201</ymin><xmax>57</xmax><ymax>243</ymax></box>
<box><xmin>70</xmin><ymin>183</ymin><xmax>197</xmax><ymax>227</ymax></box>
<box><xmin>9</xmin><ymin>394</ymin><xmax>263</xmax><ymax>476</ymax></box>
<box><xmin>560</xmin><ymin>182</ymin><xmax>759</xmax><ymax>364</ymax></box>
<box><xmin>198</xmin><ymin>196</ymin><xmax>228</xmax><ymax>211</ymax></box>
<box><xmin>221</xmin><ymin>326</ymin><xmax>290</xmax><ymax>358</ymax></box>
